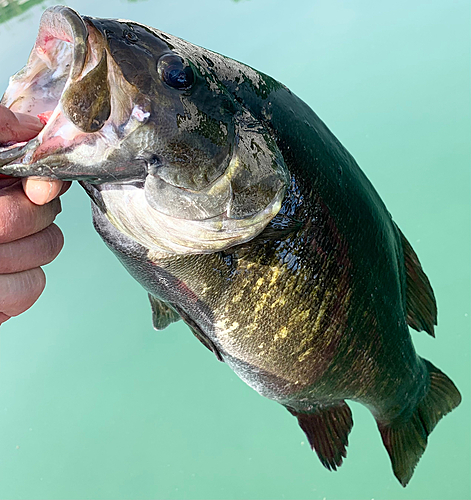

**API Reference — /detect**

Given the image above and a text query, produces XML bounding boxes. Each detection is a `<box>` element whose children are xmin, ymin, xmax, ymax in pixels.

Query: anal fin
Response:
<box><xmin>287</xmin><ymin>401</ymin><xmax>353</xmax><ymax>471</ymax></box>
<box><xmin>148</xmin><ymin>294</ymin><xmax>181</xmax><ymax>330</ymax></box>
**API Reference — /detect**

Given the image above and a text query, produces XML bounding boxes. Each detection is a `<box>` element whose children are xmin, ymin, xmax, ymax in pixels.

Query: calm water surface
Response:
<box><xmin>0</xmin><ymin>1</ymin><xmax>470</xmax><ymax>499</ymax></box>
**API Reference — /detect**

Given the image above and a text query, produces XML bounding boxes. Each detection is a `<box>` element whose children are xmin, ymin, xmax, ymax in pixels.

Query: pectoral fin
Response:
<box><xmin>148</xmin><ymin>294</ymin><xmax>181</xmax><ymax>330</ymax></box>
<box><xmin>176</xmin><ymin>308</ymin><xmax>224</xmax><ymax>362</ymax></box>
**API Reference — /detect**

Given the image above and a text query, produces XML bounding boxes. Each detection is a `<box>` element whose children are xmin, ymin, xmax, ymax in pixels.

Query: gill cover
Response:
<box><xmin>98</xmin><ymin>106</ymin><xmax>289</xmax><ymax>255</ymax></box>
<box><xmin>144</xmin><ymin>110</ymin><xmax>288</xmax><ymax>221</ymax></box>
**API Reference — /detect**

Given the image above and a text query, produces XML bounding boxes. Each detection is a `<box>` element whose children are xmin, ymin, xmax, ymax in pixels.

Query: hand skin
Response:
<box><xmin>0</xmin><ymin>105</ymin><xmax>70</xmax><ymax>325</ymax></box>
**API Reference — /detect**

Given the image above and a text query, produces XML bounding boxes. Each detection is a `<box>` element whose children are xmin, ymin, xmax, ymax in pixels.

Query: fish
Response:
<box><xmin>0</xmin><ymin>6</ymin><xmax>461</xmax><ymax>486</ymax></box>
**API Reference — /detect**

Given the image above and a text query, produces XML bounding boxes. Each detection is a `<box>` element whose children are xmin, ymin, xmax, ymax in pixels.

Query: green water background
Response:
<box><xmin>0</xmin><ymin>1</ymin><xmax>469</xmax><ymax>499</ymax></box>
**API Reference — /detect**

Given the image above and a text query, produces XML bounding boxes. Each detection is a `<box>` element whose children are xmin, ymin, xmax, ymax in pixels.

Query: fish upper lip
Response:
<box><xmin>1</xmin><ymin>6</ymin><xmax>91</xmax><ymax>162</ymax></box>
<box><xmin>0</xmin><ymin>6</ymin><xmax>99</xmax><ymax>145</ymax></box>
<box><xmin>0</xmin><ymin>8</ymin><xmax>148</xmax><ymax>181</ymax></box>
<box><xmin>35</xmin><ymin>6</ymin><xmax>89</xmax><ymax>81</ymax></box>
<box><xmin>0</xmin><ymin>7</ymin><xmax>115</xmax><ymax>174</ymax></box>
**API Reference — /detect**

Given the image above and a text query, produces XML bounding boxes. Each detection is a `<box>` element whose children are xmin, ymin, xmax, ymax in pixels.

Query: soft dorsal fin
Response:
<box><xmin>398</xmin><ymin>227</ymin><xmax>437</xmax><ymax>337</ymax></box>
<box><xmin>148</xmin><ymin>294</ymin><xmax>181</xmax><ymax>330</ymax></box>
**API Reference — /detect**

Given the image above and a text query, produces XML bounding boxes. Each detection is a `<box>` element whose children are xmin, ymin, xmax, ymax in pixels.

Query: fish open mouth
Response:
<box><xmin>0</xmin><ymin>6</ymin><xmax>117</xmax><ymax>171</ymax></box>
<box><xmin>7</xmin><ymin>6</ymin><xmax>89</xmax><ymax>116</ymax></box>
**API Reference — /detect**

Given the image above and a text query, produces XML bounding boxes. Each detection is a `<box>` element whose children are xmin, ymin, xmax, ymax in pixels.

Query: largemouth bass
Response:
<box><xmin>0</xmin><ymin>6</ymin><xmax>461</xmax><ymax>486</ymax></box>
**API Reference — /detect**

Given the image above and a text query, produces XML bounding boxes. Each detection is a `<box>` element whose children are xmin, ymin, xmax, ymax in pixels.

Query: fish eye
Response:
<box><xmin>157</xmin><ymin>54</ymin><xmax>194</xmax><ymax>90</ymax></box>
<box><xmin>123</xmin><ymin>29</ymin><xmax>138</xmax><ymax>43</ymax></box>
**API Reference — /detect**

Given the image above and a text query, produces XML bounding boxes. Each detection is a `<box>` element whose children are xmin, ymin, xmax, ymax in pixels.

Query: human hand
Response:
<box><xmin>0</xmin><ymin>105</ymin><xmax>70</xmax><ymax>325</ymax></box>
<box><xmin>0</xmin><ymin>103</ymin><xmax>44</xmax><ymax>144</ymax></box>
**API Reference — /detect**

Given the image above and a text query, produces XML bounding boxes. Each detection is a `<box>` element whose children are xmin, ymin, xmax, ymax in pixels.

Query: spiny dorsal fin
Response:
<box><xmin>148</xmin><ymin>294</ymin><xmax>181</xmax><ymax>330</ymax></box>
<box><xmin>398</xmin><ymin>226</ymin><xmax>437</xmax><ymax>336</ymax></box>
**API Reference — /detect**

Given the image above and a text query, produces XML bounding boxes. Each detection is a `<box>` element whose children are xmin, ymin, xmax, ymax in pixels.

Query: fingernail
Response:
<box><xmin>44</xmin><ymin>181</ymin><xmax>54</xmax><ymax>203</ymax></box>
<box><xmin>23</xmin><ymin>178</ymin><xmax>50</xmax><ymax>205</ymax></box>
<box><xmin>28</xmin><ymin>116</ymin><xmax>43</xmax><ymax>127</ymax></box>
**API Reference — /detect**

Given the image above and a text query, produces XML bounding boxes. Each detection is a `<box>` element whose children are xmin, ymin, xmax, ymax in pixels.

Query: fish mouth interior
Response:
<box><xmin>3</xmin><ymin>7</ymin><xmax>88</xmax><ymax>116</ymax></box>
<box><xmin>0</xmin><ymin>6</ymin><xmax>105</xmax><ymax>152</ymax></box>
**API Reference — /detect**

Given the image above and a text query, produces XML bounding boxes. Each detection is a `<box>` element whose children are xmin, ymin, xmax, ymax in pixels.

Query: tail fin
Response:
<box><xmin>377</xmin><ymin>359</ymin><xmax>461</xmax><ymax>486</ymax></box>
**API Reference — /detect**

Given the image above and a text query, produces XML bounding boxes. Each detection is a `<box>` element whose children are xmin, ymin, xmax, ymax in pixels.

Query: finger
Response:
<box><xmin>58</xmin><ymin>181</ymin><xmax>72</xmax><ymax>197</ymax></box>
<box><xmin>22</xmin><ymin>179</ymin><xmax>68</xmax><ymax>205</ymax></box>
<box><xmin>0</xmin><ymin>182</ymin><xmax>61</xmax><ymax>243</ymax></box>
<box><xmin>0</xmin><ymin>267</ymin><xmax>45</xmax><ymax>317</ymax></box>
<box><xmin>0</xmin><ymin>105</ymin><xmax>18</xmax><ymax>144</ymax></box>
<box><xmin>0</xmin><ymin>177</ymin><xmax>18</xmax><ymax>188</ymax></box>
<box><xmin>0</xmin><ymin>224</ymin><xmax>64</xmax><ymax>274</ymax></box>
<box><xmin>0</xmin><ymin>312</ymin><xmax>11</xmax><ymax>325</ymax></box>
<box><xmin>15</xmin><ymin>112</ymin><xmax>44</xmax><ymax>131</ymax></box>
<box><xmin>0</xmin><ymin>106</ymin><xmax>43</xmax><ymax>144</ymax></box>
<box><xmin>22</xmin><ymin>179</ymin><xmax>71</xmax><ymax>205</ymax></box>
<box><xmin>11</xmin><ymin>113</ymin><xmax>43</xmax><ymax>142</ymax></box>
